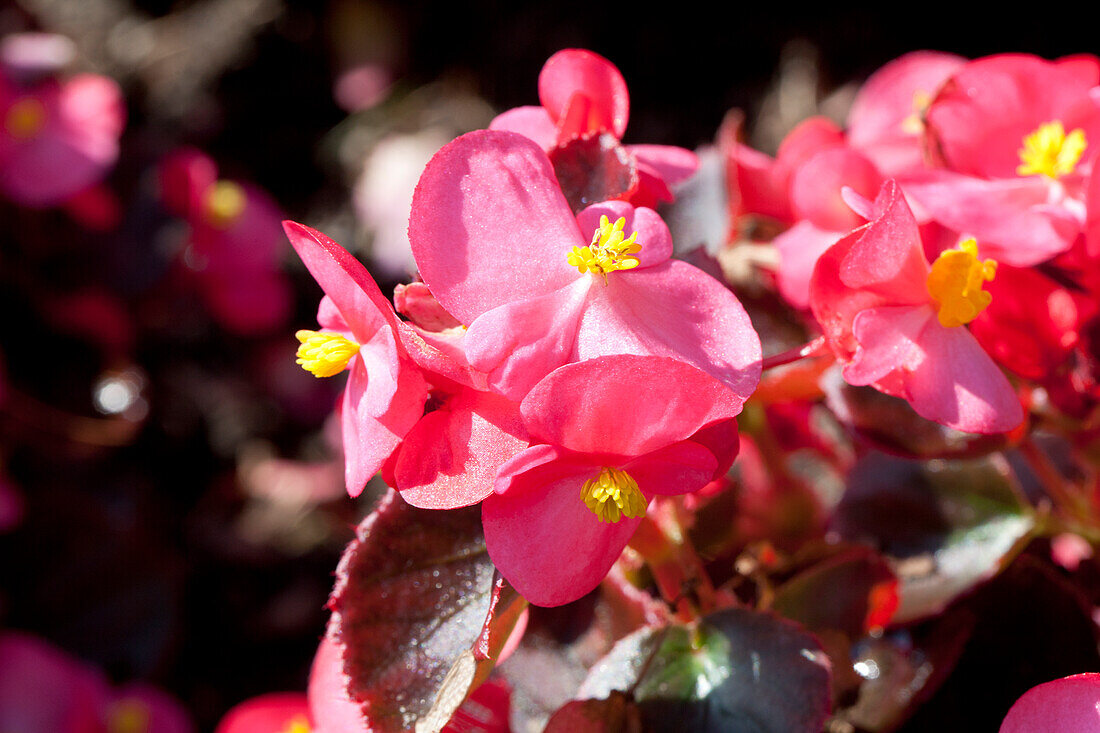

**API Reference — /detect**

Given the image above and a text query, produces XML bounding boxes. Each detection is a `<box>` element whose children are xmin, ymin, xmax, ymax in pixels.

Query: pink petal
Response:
<box><xmin>847</xmin><ymin>51</ymin><xmax>965</xmax><ymax>175</ymax></box>
<box><xmin>538</xmin><ymin>49</ymin><xmax>629</xmax><ymax>139</ymax></box>
<box><xmin>408</xmin><ymin>130</ymin><xmax>582</xmax><ymax>325</ymax></box>
<box><xmin>789</xmin><ymin>147</ymin><xmax>884</xmax><ymax>231</ymax></box>
<box><xmin>926</xmin><ymin>54</ymin><xmax>1100</xmax><ymax>179</ymax></box>
<box><xmin>1000</xmin><ymin>673</ymin><xmax>1100</xmax><ymax>733</ymax></box>
<box><xmin>840</xmin><ymin>180</ymin><xmax>930</xmax><ymax>303</ymax></box>
<box><xmin>58</xmin><ymin>73</ymin><xmax>125</xmax><ymax>163</ymax></box>
<box><xmin>773</xmin><ymin>221</ymin><xmax>844</xmax><ymax>310</ymax></box>
<box><xmin>109</xmin><ymin>684</ymin><xmax>193</xmax><ymax>733</ymax></box>
<box><xmin>308</xmin><ymin>634</ymin><xmax>363</xmax><ymax>733</ymax></box>
<box><xmin>574</xmin><ymin>260</ymin><xmax>762</xmax><ymax>405</ymax></box>
<box><xmin>628</xmin><ymin>144</ymin><xmax>700</xmax><ymax>186</ymax></box>
<box><xmin>903</xmin><ymin>170</ymin><xmax>1080</xmax><ymax>265</ymax></box>
<box><xmin>845</xmin><ymin>305</ymin><xmax>933</xmax><ymax>388</ymax></box>
<box><xmin>489</xmin><ymin>105</ymin><xmax>557</xmax><ymax>151</ymax></box>
<box><xmin>575</xmin><ymin>200</ymin><xmax>672</xmax><ymax>268</ymax></box>
<box><xmin>0</xmin><ymin>632</ymin><xmax>108</xmax><ymax>733</ymax></box>
<box><xmin>728</xmin><ymin>142</ymin><xmax>792</xmax><ymax>222</ymax></box>
<box><xmin>521</xmin><ymin>354</ymin><xmax>747</xmax><ymax>457</ymax></box>
<box><xmin>809</xmin><ymin>227</ymin><xmax>880</xmax><ymax>357</ymax></box>
<box><xmin>217</xmin><ymin>692</ymin><xmax>313</xmax><ymax>733</ymax></box>
<box><xmin>624</xmin><ymin>440</ymin><xmax>718</xmax><ymax>496</ymax></box>
<box><xmin>394</xmin><ymin>387</ymin><xmax>529</xmax><ymax>509</ymax></box>
<box><xmin>464</xmin><ymin>277</ymin><xmax>590</xmax><ymax>401</ymax></box>
<box><xmin>630</xmin><ymin>161</ymin><xmax>674</xmax><ymax>208</ymax></box>
<box><xmin>774</xmin><ymin>116</ymin><xmax>846</xmax><ymax>183</ymax></box>
<box><xmin>907</xmin><ymin>316</ymin><xmax>1024</xmax><ymax>433</ymax></box>
<box><xmin>483</xmin><ymin>446</ymin><xmax>641</xmax><ymax>606</ymax></box>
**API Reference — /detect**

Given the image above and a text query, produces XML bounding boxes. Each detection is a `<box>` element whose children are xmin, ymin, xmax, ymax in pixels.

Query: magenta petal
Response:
<box><xmin>489</xmin><ymin>105</ymin><xmax>558</xmax><ymax>150</ymax></box>
<box><xmin>538</xmin><ymin>49</ymin><xmax>629</xmax><ymax>139</ymax></box>
<box><xmin>573</xmin><ymin>260</ymin><xmax>762</xmax><ymax>404</ymax></box>
<box><xmin>840</xmin><ymin>180</ymin><xmax>930</xmax><ymax>304</ymax></box>
<box><xmin>521</xmin><ymin>354</ymin><xmax>747</xmax><ymax>457</ymax></box>
<box><xmin>903</xmin><ymin>170</ymin><xmax>1080</xmax><ymax>265</ymax></box>
<box><xmin>907</xmin><ymin>318</ymin><xmax>1024</xmax><ymax>434</ymax></box>
<box><xmin>0</xmin><ymin>632</ymin><xmax>107</xmax><ymax>733</ymax></box>
<box><xmin>625</xmin><ymin>441</ymin><xmax>717</xmax><ymax>496</ymax></box>
<box><xmin>575</xmin><ymin>201</ymin><xmax>672</xmax><ymax>268</ymax></box>
<box><xmin>483</xmin><ymin>448</ymin><xmax>639</xmax><ymax>606</ymax></box>
<box><xmin>628</xmin><ymin>144</ymin><xmax>699</xmax><ymax>186</ymax></box>
<box><xmin>465</xmin><ymin>277</ymin><xmax>589</xmax><ymax>401</ymax></box>
<box><xmin>408</xmin><ymin>130</ymin><xmax>582</xmax><ymax>324</ymax></box>
<box><xmin>394</xmin><ymin>388</ymin><xmax>529</xmax><ymax>509</ymax></box>
<box><xmin>729</xmin><ymin>143</ymin><xmax>792</xmax><ymax>222</ymax></box>
<box><xmin>789</xmin><ymin>147</ymin><xmax>884</xmax><ymax>231</ymax></box>
<box><xmin>1000</xmin><ymin>673</ymin><xmax>1100</xmax><ymax>733</ymax></box>
<box><xmin>773</xmin><ymin>221</ymin><xmax>844</xmax><ymax>310</ymax></box>
<box><xmin>845</xmin><ymin>305</ymin><xmax>933</xmax><ymax>387</ymax></box>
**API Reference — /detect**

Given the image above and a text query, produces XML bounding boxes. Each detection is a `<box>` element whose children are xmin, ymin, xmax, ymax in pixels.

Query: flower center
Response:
<box><xmin>581</xmin><ymin>467</ymin><xmax>647</xmax><ymax>523</ymax></box>
<box><xmin>926</xmin><ymin>238</ymin><xmax>996</xmax><ymax>328</ymax></box>
<box><xmin>567</xmin><ymin>215</ymin><xmax>642</xmax><ymax>280</ymax></box>
<box><xmin>281</xmin><ymin>716</ymin><xmax>312</xmax><ymax>733</ymax></box>
<box><xmin>203</xmin><ymin>180</ymin><xmax>247</xmax><ymax>228</ymax></box>
<box><xmin>900</xmin><ymin>89</ymin><xmax>933</xmax><ymax>135</ymax></box>
<box><xmin>5</xmin><ymin>97</ymin><xmax>47</xmax><ymax>140</ymax></box>
<box><xmin>1017</xmin><ymin>120</ymin><xmax>1086</xmax><ymax>178</ymax></box>
<box><xmin>106</xmin><ymin>698</ymin><xmax>150</xmax><ymax>733</ymax></box>
<box><xmin>295</xmin><ymin>330</ymin><xmax>360</xmax><ymax>377</ymax></box>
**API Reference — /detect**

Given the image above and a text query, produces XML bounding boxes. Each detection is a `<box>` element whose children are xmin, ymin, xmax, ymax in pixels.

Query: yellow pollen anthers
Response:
<box><xmin>581</xmin><ymin>467</ymin><xmax>647</xmax><ymax>523</ymax></box>
<box><xmin>567</xmin><ymin>215</ymin><xmax>642</xmax><ymax>280</ymax></box>
<box><xmin>926</xmin><ymin>238</ymin><xmax>997</xmax><ymax>328</ymax></box>
<box><xmin>5</xmin><ymin>97</ymin><xmax>47</xmax><ymax>140</ymax></box>
<box><xmin>106</xmin><ymin>698</ymin><xmax>151</xmax><ymax>733</ymax></box>
<box><xmin>203</xmin><ymin>180</ymin><xmax>248</xmax><ymax>228</ymax></box>
<box><xmin>295</xmin><ymin>330</ymin><xmax>361</xmax><ymax>377</ymax></box>
<box><xmin>281</xmin><ymin>716</ymin><xmax>313</xmax><ymax>733</ymax></box>
<box><xmin>1017</xmin><ymin>120</ymin><xmax>1087</xmax><ymax>179</ymax></box>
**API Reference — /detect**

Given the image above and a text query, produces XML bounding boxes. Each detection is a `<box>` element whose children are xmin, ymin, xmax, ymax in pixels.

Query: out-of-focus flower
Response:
<box><xmin>1000</xmin><ymin>673</ymin><xmax>1100</xmax><ymax>732</ymax></box>
<box><xmin>215</xmin><ymin>692</ymin><xmax>312</xmax><ymax>733</ymax></box>
<box><xmin>409</xmin><ymin>129</ymin><xmax>761</xmax><ymax>403</ymax></box>
<box><xmin>491</xmin><ymin>48</ymin><xmax>698</xmax><ymax>208</ymax></box>
<box><xmin>482</xmin><ymin>355</ymin><xmax>744</xmax><ymax>606</ymax></box>
<box><xmin>810</xmin><ymin>180</ymin><xmax>1023</xmax><ymax>433</ymax></box>
<box><xmin>0</xmin><ymin>34</ymin><xmax>124</xmax><ymax>207</ymax></box>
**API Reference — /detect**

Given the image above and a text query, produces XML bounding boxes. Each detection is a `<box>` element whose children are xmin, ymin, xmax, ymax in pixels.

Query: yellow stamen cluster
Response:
<box><xmin>281</xmin><ymin>717</ymin><xmax>312</xmax><ymax>733</ymax></box>
<box><xmin>926</xmin><ymin>238</ymin><xmax>996</xmax><ymax>328</ymax></box>
<box><xmin>106</xmin><ymin>698</ymin><xmax>151</xmax><ymax>733</ymax></box>
<box><xmin>5</xmin><ymin>97</ymin><xmax>47</xmax><ymax>140</ymax></box>
<box><xmin>900</xmin><ymin>89</ymin><xmax>933</xmax><ymax>135</ymax></box>
<box><xmin>203</xmin><ymin>180</ymin><xmax>248</xmax><ymax>228</ymax></box>
<box><xmin>295</xmin><ymin>330</ymin><xmax>361</xmax><ymax>377</ymax></box>
<box><xmin>1017</xmin><ymin>120</ymin><xmax>1087</xmax><ymax>179</ymax></box>
<box><xmin>581</xmin><ymin>467</ymin><xmax>647</xmax><ymax>523</ymax></box>
<box><xmin>567</xmin><ymin>215</ymin><xmax>642</xmax><ymax>280</ymax></box>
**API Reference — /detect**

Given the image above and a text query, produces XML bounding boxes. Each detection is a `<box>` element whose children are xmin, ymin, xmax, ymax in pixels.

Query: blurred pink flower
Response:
<box><xmin>1000</xmin><ymin>673</ymin><xmax>1100</xmax><ymax>732</ymax></box>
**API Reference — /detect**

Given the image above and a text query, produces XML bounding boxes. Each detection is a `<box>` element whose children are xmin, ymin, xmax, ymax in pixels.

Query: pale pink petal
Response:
<box><xmin>840</xmin><ymin>180</ymin><xmax>930</xmax><ymax>303</ymax></box>
<box><xmin>484</xmin><ymin>447</ymin><xmax>640</xmax><ymax>606</ymax></box>
<box><xmin>538</xmin><ymin>49</ymin><xmax>629</xmax><ymax>139</ymax></box>
<box><xmin>903</xmin><ymin>170</ymin><xmax>1080</xmax><ymax>265</ymax></box>
<box><xmin>394</xmin><ymin>388</ymin><xmax>529</xmax><ymax>509</ymax></box>
<box><xmin>628</xmin><ymin>144</ymin><xmax>699</xmax><ymax>186</ymax></box>
<box><xmin>907</xmin><ymin>318</ymin><xmax>1024</xmax><ymax>434</ymax></box>
<box><xmin>845</xmin><ymin>305</ymin><xmax>933</xmax><ymax>387</ymax></box>
<box><xmin>408</xmin><ymin>130</ymin><xmax>583</xmax><ymax>324</ymax></box>
<box><xmin>58</xmin><ymin>73</ymin><xmax>125</xmax><ymax>163</ymax></box>
<box><xmin>521</xmin><ymin>354</ymin><xmax>747</xmax><ymax>457</ymax></box>
<box><xmin>464</xmin><ymin>277</ymin><xmax>590</xmax><ymax>401</ymax></box>
<box><xmin>773</xmin><ymin>221</ymin><xmax>844</xmax><ymax>310</ymax></box>
<box><xmin>575</xmin><ymin>201</ymin><xmax>672</xmax><ymax>268</ymax></box>
<box><xmin>573</xmin><ymin>261</ymin><xmax>762</xmax><ymax>405</ymax></box>
<box><xmin>1000</xmin><ymin>673</ymin><xmax>1100</xmax><ymax>733</ymax></box>
<box><xmin>624</xmin><ymin>441</ymin><xmax>717</xmax><ymax>496</ymax></box>
<box><xmin>789</xmin><ymin>147</ymin><xmax>884</xmax><ymax>231</ymax></box>
<box><xmin>308</xmin><ymin>633</ymin><xmax>363</xmax><ymax>733</ymax></box>
<box><xmin>489</xmin><ymin>105</ymin><xmax>557</xmax><ymax>151</ymax></box>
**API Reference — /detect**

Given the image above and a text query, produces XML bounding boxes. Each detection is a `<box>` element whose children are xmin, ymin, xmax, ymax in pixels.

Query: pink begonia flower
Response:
<box><xmin>906</xmin><ymin>53</ymin><xmax>1100</xmax><ymax>266</ymax></box>
<box><xmin>409</xmin><ymin>129</ymin><xmax>761</xmax><ymax>404</ymax></box>
<box><xmin>216</xmin><ymin>692</ymin><xmax>312</xmax><ymax>733</ymax></box>
<box><xmin>490</xmin><ymin>48</ymin><xmax>698</xmax><ymax>208</ymax></box>
<box><xmin>483</xmin><ymin>355</ymin><xmax>745</xmax><ymax>607</ymax></box>
<box><xmin>1000</xmin><ymin>673</ymin><xmax>1100</xmax><ymax>732</ymax></box>
<box><xmin>285</xmin><ymin>221</ymin><xmax>429</xmax><ymax>497</ymax></box>
<box><xmin>809</xmin><ymin>179</ymin><xmax>1023</xmax><ymax>434</ymax></box>
<box><xmin>104</xmin><ymin>683</ymin><xmax>194</xmax><ymax>733</ymax></box>
<box><xmin>161</xmin><ymin>148</ymin><xmax>293</xmax><ymax>335</ymax></box>
<box><xmin>0</xmin><ymin>63</ymin><xmax>124</xmax><ymax>207</ymax></box>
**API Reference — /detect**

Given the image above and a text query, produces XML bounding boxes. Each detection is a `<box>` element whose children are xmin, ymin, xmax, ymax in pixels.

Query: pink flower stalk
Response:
<box><xmin>906</xmin><ymin>53</ymin><xmax>1100</xmax><ymax>266</ymax></box>
<box><xmin>482</xmin><ymin>354</ymin><xmax>745</xmax><ymax>607</ymax></box>
<box><xmin>285</xmin><ymin>221</ymin><xmax>429</xmax><ymax>497</ymax></box>
<box><xmin>161</xmin><ymin>148</ymin><xmax>293</xmax><ymax>335</ymax></box>
<box><xmin>490</xmin><ymin>48</ymin><xmax>698</xmax><ymax>208</ymax></box>
<box><xmin>809</xmin><ymin>180</ymin><xmax>1023</xmax><ymax>434</ymax></box>
<box><xmin>0</xmin><ymin>57</ymin><xmax>124</xmax><ymax>207</ymax></box>
<box><xmin>409</xmin><ymin>129</ymin><xmax>761</xmax><ymax>405</ymax></box>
